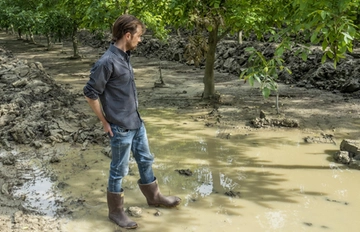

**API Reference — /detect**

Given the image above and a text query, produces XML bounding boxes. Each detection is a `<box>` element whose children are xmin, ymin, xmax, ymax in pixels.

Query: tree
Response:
<box><xmin>144</xmin><ymin>0</ymin><xmax>290</xmax><ymax>99</ymax></box>
<box><xmin>240</xmin><ymin>0</ymin><xmax>360</xmax><ymax>112</ymax></box>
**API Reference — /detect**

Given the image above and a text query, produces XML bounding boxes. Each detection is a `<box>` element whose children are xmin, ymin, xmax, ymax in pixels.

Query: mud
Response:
<box><xmin>0</xmin><ymin>30</ymin><xmax>360</xmax><ymax>231</ymax></box>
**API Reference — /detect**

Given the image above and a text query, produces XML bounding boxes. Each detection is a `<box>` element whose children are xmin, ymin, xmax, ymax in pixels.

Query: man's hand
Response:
<box><xmin>85</xmin><ymin>96</ymin><xmax>114</xmax><ymax>137</ymax></box>
<box><xmin>103</xmin><ymin>121</ymin><xmax>113</xmax><ymax>137</ymax></box>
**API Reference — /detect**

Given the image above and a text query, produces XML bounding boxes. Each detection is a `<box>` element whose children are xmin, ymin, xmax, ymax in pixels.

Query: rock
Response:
<box><xmin>333</xmin><ymin>151</ymin><xmax>351</xmax><ymax>164</ymax></box>
<box><xmin>154</xmin><ymin>210</ymin><xmax>162</xmax><ymax>216</ymax></box>
<box><xmin>349</xmin><ymin>160</ymin><xmax>360</xmax><ymax>169</ymax></box>
<box><xmin>340</xmin><ymin>139</ymin><xmax>360</xmax><ymax>157</ymax></box>
<box><xmin>127</xmin><ymin>206</ymin><xmax>142</xmax><ymax>217</ymax></box>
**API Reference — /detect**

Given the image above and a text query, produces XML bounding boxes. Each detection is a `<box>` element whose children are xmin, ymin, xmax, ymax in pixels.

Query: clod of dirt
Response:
<box><xmin>154</xmin><ymin>210</ymin><xmax>162</xmax><ymax>216</ymax></box>
<box><xmin>251</xmin><ymin>117</ymin><xmax>299</xmax><ymax>128</ymax></box>
<box><xmin>176</xmin><ymin>169</ymin><xmax>193</xmax><ymax>176</ymax></box>
<box><xmin>224</xmin><ymin>190</ymin><xmax>241</xmax><ymax>198</ymax></box>
<box><xmin>303</xmin><ymin>133</ymin><xmax>336</xmax><ymax>144</ymax></box>
<box><xmin>127</xmin><ymin>206</ymin><xmax>142</xmax><ymax>217</ymax></box>
<box><xmin>1</xmin><ymin>156</ymin><xmax>15</xmax><ymax>165</ymax></box>
<box><xmin>49</xmin><ymin>155</ymin><xmax>61</xmax><ymax>163</ymax></box>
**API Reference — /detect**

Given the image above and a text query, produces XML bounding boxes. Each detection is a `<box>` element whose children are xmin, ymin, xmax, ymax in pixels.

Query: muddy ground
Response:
<box><xmin>0</xmin><ymin>31</ymin><xmax>359</xmax><ymax>231</ymax></box>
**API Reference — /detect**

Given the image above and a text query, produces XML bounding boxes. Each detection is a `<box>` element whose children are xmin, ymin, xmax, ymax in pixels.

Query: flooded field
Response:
<box><xmin>12</xmin><ymin>109</ymin><xmax>359</xmax><ymax>232</ymax></box>
<box><xmin>1</xmin><ymin>31</ymin><xmax>359</xmax><ymax>232</ymax></box>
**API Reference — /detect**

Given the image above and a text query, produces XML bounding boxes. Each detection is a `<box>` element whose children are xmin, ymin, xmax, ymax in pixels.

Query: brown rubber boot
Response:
<box><xmin>138</xmin><ymin>177</ymin><xmax>181</xmax><ymax>207</ymax></box>
<box><xmin>107</xmin><ymin>191</ymin><xmax>138</xmax><ymax>229</ymax></box>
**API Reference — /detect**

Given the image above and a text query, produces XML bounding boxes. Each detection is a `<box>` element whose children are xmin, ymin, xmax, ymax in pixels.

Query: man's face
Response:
<box><xmin>126</xmin><ymin>25</ymin><xmax>143</xmax><ymax>51</ymax></box>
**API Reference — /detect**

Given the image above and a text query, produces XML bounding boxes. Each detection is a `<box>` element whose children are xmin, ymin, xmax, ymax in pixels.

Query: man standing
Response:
<box><xmin>83</xmin><ymin>14</ymin><xmax>181</xmax><ymax>229</ymax></box>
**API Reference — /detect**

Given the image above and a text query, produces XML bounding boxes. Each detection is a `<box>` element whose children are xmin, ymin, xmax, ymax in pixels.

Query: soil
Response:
<box><xmin>0</xmin><ymin>31</ymin><xmax>359</xmax><ymax>231</ymax></box>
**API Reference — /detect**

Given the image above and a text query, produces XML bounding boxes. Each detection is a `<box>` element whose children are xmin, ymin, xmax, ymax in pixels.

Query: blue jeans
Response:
<box><xmin>108</xmin><ymin>122</ymin><xmax>155</xmax><ymax>193</ymax></box>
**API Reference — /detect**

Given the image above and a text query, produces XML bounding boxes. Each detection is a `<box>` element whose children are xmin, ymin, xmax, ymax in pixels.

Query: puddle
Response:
<box><xmin>13</xmin><ymin>109</ymin><xmax>360</xmax><ymax>232</ymax></box>
<box><xmin>12</xmin><ymin>159</ymin><xmax>63</xmax><ymax>217</ymax></box>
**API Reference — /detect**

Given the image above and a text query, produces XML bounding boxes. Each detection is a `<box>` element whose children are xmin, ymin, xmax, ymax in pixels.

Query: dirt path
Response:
<box><xmin>0</xmin><ymin>31</ymin><xmax>359</xmax><ymax>231</ymax></box>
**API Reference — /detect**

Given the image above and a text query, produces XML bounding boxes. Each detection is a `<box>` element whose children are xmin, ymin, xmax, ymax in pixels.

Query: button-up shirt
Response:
<box><xmin>83</xmin><ymin>44</ymin><xmax>142</xmax><ymax>129</ymax></box>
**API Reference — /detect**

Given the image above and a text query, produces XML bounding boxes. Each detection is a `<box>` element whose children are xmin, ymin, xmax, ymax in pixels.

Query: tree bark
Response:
<box><xmin>203</xmin><ymin>23</ymin><xmax>219</xmax><ymax>99</ymax></box>
<box><xmin>29</xmin><ymin>28</ymin><xmax>36</xmax><ymax>44</ymax></box>
<box><xmin>18</xmin><ymin>29</ymin><xmax>22</xmax><ymax>39</ymax></box>
<box><xmin>46</xmin><ymin>34</ymin><xmax>53</xmax><ymax>50</ymax></box>
<box><xmin>72</xmin><ymin>24</ymin><xmax>80</xmax><ymax>58</ymax></box>
<box><xmin>238</xmin><ymin>31</ymin><xmax>243</xmax><ymax>44</ymax></box>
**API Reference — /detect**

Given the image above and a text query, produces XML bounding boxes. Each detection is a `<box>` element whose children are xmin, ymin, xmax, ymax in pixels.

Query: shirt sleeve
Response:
<box><xmin>83</xmin><ymin>60</ymin><xmax>112</xmax><ymax>100</ymax></box>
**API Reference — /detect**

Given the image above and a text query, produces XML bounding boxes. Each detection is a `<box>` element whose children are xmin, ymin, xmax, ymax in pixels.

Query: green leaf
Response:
<box><xmin>301</xmin><ymin>51</ymin><xmax>308</xmax><ymax>61</ymax></box>
<box><xmin>275</xmin><ymin>46</ymin><xmax>284</xmax><ymax>56</ymax></box>
<box><xmin>239</xmin><ymin>71</ymin><xmax>246</xmax><ymax>79</ymax></box>
<box><xmin>322</xmin><ymin>40</ymin><xmax>328</xmax><ymax>51</ymax></box>
<box><xmin>321</xmin><ymin>53</ymin><xmax>327</xmax><ymax>63</ymax></box>
<box><xmin>326</xmin><ymin>50</ymin><xmax>334</xmax><ymax>59</ymax></box>
<box><xmin>249</xmin><ymin>76</ymin><xmax>254</xmax><ymax>86</ymax></box>
<box><xmin>254</xmin><ymin>75</ymin><xmax>261</xmax><ymax>83</ymax></box>
<box><xmin>320</xmin><ymin>10</ymin><xmax>327</xmax><ymax>20</ymax></box>
<box><xmin>262</xmin><ymin>87</ymin><xmax>271</xmax><ymax>98</ymax></box>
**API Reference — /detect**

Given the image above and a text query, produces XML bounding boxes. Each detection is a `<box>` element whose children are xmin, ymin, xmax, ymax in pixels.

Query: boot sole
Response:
<box><xmin>109</xmin><ymin>218</ymin><xmax>138</xmax><ymax>229</ymax></box>
<box><xmin>148</xmin><ymin>200</ymin><xmax>182</xmax><ymax>208</ymax></box>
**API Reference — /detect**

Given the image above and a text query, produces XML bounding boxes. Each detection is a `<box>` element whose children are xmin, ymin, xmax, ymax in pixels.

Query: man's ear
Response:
<box><xmin>125</xmin><ymin>32</ymin><xmax>131</xmax><ymax>40</ymax></box>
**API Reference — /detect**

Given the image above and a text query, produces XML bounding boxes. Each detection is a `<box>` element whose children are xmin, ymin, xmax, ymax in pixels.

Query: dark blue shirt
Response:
<box><xmin>83</xmin><ymin>44</ymin><xmax>142</xmax><ymax>129</ymax></box>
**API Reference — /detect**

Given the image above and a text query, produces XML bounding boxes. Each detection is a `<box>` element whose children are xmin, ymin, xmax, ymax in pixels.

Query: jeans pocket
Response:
<box><xmin>110</xmin><ymin>123</ymin><xmax>129</xmax><ymax>136</ymax></box>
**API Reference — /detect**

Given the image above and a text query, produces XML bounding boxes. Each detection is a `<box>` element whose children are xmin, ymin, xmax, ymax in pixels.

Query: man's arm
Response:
<box><xmin>85</xmin><ymin>96</ymin><xmax>113</xmax><ymax>137</ymax></box>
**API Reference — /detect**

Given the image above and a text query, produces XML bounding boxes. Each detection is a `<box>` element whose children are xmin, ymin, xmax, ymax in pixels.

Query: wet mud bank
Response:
<box><xmin>0</xmin><ymin>45</ymin><xmax>107</xmax><ymax>231</ymax></box>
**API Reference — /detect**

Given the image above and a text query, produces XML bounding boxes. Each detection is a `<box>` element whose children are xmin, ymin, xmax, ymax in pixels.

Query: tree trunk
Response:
<box><xmin>18</xmin><ymin>29</ymin><xmax>22</xmax><ymax>39</ymax></box>
<box><xmin>29</xmin><ymin>28</ymin><xmax>36</xmax><ymax>44</ymax></box>
<box><xmin>177</xmin><ymin>28</ymin><xmax>181</xmax><ymax>37</ymax></box>
<box><xmin>203</xmin><ymin>24</ymin><xmax>219</xmax><ymax>99</ymax></box>
<box><xmin>11</xmin><ymin>25</ymin><xmax>15</xmax><ymax>35</ymax></box>
<box><xmin>238</xmin><ymin>31</ymin><xmax>243</xmax><ymax>44</ymax></box>
<box><xmin>46</xmin><ymin>34</ymin><xmax>52</xmax><ymax>50</ymax></box>
<box><xmin>72</xmin><ymin>24</ymin><xmax>80</xmax><ymax>58</ymax></box>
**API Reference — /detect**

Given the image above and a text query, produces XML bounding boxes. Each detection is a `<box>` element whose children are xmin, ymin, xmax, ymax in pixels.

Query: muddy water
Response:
<box><xmin>21</xmin><ymin>109</ymin><xmax>355</xmax><ymax>232</ymax></box>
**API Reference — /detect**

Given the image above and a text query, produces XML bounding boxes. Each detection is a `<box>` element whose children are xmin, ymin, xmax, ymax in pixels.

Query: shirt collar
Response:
<box><xmin>109</xmin><ymin>43</ymin><xmax>131</xmax><ymax>61</ymax></box>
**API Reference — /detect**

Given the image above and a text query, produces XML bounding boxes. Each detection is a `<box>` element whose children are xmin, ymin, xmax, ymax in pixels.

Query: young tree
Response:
<box><xmin>145</xmin><ymin>0</ymin><xmax>288</xmax><ymax>99</ymax></box>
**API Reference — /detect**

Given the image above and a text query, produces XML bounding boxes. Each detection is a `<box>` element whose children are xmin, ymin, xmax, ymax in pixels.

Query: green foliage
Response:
<box><xmin>288</xmin><ymin>0</ymin><xmax>359</xmax><ymax>67</ymax></box>
<box><xmin>240</xmin><ymin>46</ymin><xmax>291</xmax><ymax>99</ymax></box>
<box><xmin>0</xmin><ymin>0</ymin><xmax>359</xmax><ymax>100</ymax></box>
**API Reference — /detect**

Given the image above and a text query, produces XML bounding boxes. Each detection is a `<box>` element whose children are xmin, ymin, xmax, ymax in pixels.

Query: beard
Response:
<box><xmin>126</xmin><ymin>40</ymin><xmax>138</xmax><ymax>51</ymax></box>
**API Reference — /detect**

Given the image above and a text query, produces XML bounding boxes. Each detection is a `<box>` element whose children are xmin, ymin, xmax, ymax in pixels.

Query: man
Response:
<box><xmin>83</xmin><ymin>14</ymin><xmax>181</xmax><ymax>229</ymax></box>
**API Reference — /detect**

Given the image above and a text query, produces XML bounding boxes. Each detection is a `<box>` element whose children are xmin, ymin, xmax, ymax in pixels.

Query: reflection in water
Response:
<box><xmin>12</xmin><ymin>162</ymin><xmax>61</xmax><ymax>217</ymax></box>
<box><xmin>220</xmin><ymin>172</ymin><xmax>238</xmax><ymax>191</ymax></box>
<box><xmin>194</xmin><ymin>167</ymin><xmax>213</xmax><ymax>197</ymax></box>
